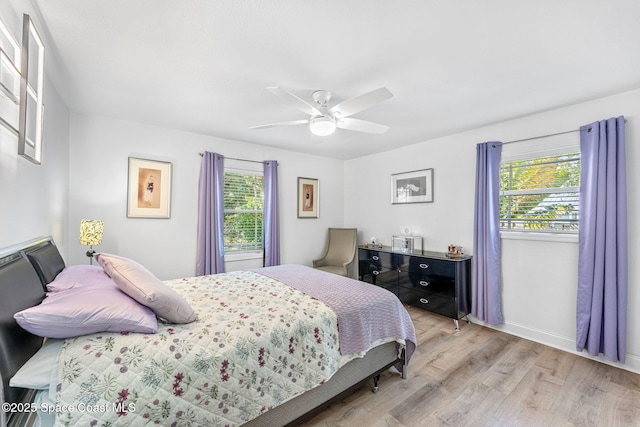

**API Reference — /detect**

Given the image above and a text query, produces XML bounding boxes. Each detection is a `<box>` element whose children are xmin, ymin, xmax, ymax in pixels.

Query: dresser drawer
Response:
<box><xmin>404</xmin><ymin>257</ymin><xmax>455</xmax><ymax>277</ymax></box>
<box><xmin>399</xmin><ymin>288</ymin><xmax>457</xmax><ymax>318</ymax></box>
<box><xmin>400</xmin><ymin>272</ymin><xmax>455</xmax><ymax>298</ymax></box>
<box><xmin>360</xmin><ymin>265</ymin><xmax>398</xmax><ymax>293</ymax></box>
<box><xmin>358</xmin><ymin>249</ymin><xmax>405</xmax><ymax>269</ymax></box>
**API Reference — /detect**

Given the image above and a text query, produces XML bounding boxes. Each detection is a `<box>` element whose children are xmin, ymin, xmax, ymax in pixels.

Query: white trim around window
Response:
<box><xmin>500</xmin><ymin>231</ymin><xmax>578</xmax><ymax>243</ymax></box>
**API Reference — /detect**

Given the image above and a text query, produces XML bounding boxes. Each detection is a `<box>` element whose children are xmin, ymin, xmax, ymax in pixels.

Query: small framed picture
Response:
<box><xmin>391</xmin><ymin>168</ymin><xmax>434</xmax><ymax>204</ymax></box>
<box><xmin>297</xmin><ymin>177</ymin><xmax>319</xmax><ymax>218</ymax></box>
<box><xmin>127</xmin><ymin>157</ymin><xmax>172</xmax><ymax>218</ymax></box>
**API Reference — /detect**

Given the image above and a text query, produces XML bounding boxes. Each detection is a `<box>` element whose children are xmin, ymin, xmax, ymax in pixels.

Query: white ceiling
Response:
<box><xmin>8</xmin><ymin>0</ymin><xmax>640</xmax><ymax>159</ymax></box>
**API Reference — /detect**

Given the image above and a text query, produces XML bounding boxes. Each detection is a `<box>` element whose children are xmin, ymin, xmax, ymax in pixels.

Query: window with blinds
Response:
<box><xmin>500</xmin><ymin>153</ymin><xmax>580</xmax><ymax>232</ymax></box>
<box><xmin>223</xmin><ymin>171</ymin><xmax>264</xmax><ymax>252</ymax></box>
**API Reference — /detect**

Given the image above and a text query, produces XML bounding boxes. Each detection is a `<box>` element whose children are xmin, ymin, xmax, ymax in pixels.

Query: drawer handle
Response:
<box><xmin>419</xmin><ymin>298</ymin><xmax>429</xmax><ymax>304</ymax></box>
<box><xmin>419</xmin><ymin>263</ymin><xmax>429</xmax><ymax>269</ymax></box>
<box><xmin>372</xmin><ymin>256</ymin><xmax>379</xmax><ymax>261</ymax></box>
<box><xmin>419</xmin><ymin>281</ymin><xmax>429</xmax><ymax>287</ymax></box>
<box><xmin>373</xmin><ymin>270</ymin><xmax>380</xmax><ymax>275</ymax></box>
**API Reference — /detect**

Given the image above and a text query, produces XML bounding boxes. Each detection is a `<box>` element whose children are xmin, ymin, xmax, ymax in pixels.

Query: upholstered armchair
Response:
<box><xmin>312</xmin><ymin>228</ymin><xmax>358</xmax><ymax>277</ymax></box>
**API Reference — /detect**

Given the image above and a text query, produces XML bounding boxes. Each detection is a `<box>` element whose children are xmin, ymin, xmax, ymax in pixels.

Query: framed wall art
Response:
<box><xmin>127</xmin><ymin>157</ymin><xmax>172</xmax><ymax>218</ymax></box>
<box><xmin>297</xmin><ymin>177</ymin><xmax>319</xmax><ymax>218</ymax></box>
<box><xmin>391</xmin><ymin>168</ymin><xmax>434</xmax><ymax>204</ymax></box>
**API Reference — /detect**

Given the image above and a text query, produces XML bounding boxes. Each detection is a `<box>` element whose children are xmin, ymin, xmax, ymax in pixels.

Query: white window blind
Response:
<box><xmin>501</xmin><ymin>131</ymin><xmax>580</xmax><ymax>162</ymax></box>
<box><xmin>500</xmin><ymin>131</ymin><xmax>580</xmax><ymax>233</ymax></box>
<box><xmin>223</xmin><ymin>166</ymin><xmax>264</xmax><ymax>253</ymax></box>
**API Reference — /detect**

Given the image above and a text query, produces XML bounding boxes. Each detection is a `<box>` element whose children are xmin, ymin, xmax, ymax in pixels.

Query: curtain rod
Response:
<box><xmin>500</xmin><ymin>118</ymin><xmax>627</xmax><ymax>146</ymax></box>
<box><xmin>198</xmin><ymin>152</ymin><xmax>274</xmax><ymax>165</ymax></box>
<box><xmin>501</xmin><ymin>128</ymin><xmax>579</xmax><ymax>146</ymax></box>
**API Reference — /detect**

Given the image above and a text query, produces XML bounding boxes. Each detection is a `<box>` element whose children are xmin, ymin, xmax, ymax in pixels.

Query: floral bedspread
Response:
<box><xmin>54</xmin><ymin>270</ymin><xmax>355</xmax><ymax>426</ymax></box>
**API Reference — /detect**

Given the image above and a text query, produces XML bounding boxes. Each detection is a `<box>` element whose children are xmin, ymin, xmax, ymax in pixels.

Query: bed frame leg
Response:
<box><xmin>401</xmin><ymin>344</ymin><xmax>407</xmax><ymax>379</ymax></box>
<box><xmin>372</xmin><ymin>375</ymin><xmax>380</xmax><ymax>393</ymax></box>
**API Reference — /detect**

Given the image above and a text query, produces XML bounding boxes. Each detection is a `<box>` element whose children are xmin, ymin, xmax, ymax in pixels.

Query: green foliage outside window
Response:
<box><xmin>500</xmin><ymin>154</ymin><xmax>580</xmax><ymax>231</ymax></box>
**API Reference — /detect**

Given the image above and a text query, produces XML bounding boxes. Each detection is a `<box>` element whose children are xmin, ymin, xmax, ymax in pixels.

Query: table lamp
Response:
<box><xmin>79</xmin><ymin>219</ymin><xmax>103</xmax><ymax>264</ymax></box>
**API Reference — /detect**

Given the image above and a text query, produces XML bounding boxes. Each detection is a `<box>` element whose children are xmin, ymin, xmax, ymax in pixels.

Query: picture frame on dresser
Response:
<box><xmin>391</xmin><ymin>168</ymin><xmax>434</xmax><ymax>204</ymax></box>
<box><xmin>127</xmin><ymin>157</ymin><xmax>172</xmax><ymax>218</ymax></box>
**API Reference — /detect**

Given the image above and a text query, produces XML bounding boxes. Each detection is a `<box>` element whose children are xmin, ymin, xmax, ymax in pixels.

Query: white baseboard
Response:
<box><xmin>471</xmin><ymin>317</ymin><xmax>640</xmax><ymax>375</ymax></box>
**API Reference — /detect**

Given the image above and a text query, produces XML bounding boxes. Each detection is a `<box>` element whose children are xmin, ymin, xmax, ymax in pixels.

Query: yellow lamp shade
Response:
<box><xmin>79</xmin><ymin>219</ymin><xmax>104</xmax><ymax>246</ymax></box>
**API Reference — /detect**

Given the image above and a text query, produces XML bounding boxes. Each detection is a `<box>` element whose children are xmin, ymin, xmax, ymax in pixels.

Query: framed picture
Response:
<box><xmin>297</xmin><ymin>177</ymin><xmax>319</xmax><ymax>218</ymax></box>
<box><xmin>127</xmin><ymin>157</ymin><xmax>172</xmax><ymax>218</ymax></box>
<box><xmin>391</xmin><ymin>168</ymin><xmax>434</xmax><ymax>204</ymax></box>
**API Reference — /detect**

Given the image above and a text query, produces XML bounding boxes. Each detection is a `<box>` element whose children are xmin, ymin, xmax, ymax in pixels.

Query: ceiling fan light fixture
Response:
<box><xmin>309</xmin><ymin>116</ymin><xmax>336</xmax><ymax>136</ymax></box>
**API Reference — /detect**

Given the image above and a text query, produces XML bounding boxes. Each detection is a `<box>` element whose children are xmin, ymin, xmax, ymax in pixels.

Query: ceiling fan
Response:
<box><xmin>251</xmin><ymin>86</ymin><xmax>393</xmax><ymax>136</ymax></box>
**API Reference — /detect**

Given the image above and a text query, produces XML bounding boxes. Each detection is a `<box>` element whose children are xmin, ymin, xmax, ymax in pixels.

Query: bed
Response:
<box><xmin>0</xmin><ymin>236</ymin><xmax>416</xmax><ymax>426</ymax></box>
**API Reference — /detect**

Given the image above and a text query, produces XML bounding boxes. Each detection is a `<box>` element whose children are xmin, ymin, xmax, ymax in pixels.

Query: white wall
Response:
<box><xmin>0</xmin><ymin>1</ymin><xmax>70</xmax><ymax>257</ymax></box>
<box><xmin>0</xmin><ymin>79</ymin><xmax>70</xmax><ymax>256</ymax></box>
<box><xmin>345</xmin><ymin>88</ymin><xmax>640</xmax><ymax>373</ymax></box>
<box><xmin>0</xmin><ymin>78</ymin><xmax>70</xmax><ymax>256</ymax></box>
<box><xmin>67</xmin><ymin>114</ymin><xmax>345</xmax><ymax>280</ymax></box>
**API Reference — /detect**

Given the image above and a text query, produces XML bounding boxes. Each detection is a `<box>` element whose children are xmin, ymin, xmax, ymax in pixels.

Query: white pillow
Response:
<box><xmin>10</xmin><ymin>339</ymin><xmax>63</xmax><ymax>389</ymax></box>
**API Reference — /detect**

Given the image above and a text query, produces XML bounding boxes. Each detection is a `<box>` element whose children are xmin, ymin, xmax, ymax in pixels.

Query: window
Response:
<box><xmin>223</xmin><ymin>170</ymin><xmax>263</xmax><ymax>252</ymax></box>
<box><xmin>0</xmin><ymin>14</ymin><xmax>45</xmax><ymax>164</ymax></box>
<box><xmin>18</xmin><ymin>15</ymin><xmax>45</xmax><ymax>164</ymax></box>
<box><xmin>1</xmin><ymin>15</ymin><xmax>22</xmax><ymax>135</ymax></box>
<box><xmin>500</xmin><ymin>153</ymin><xmax>580</xmax><ymax>233</ymax></box>
<box><xmin>499</xmin><ymin>132</ymin><xmax>581</xmax><ymax>234</ymax></box>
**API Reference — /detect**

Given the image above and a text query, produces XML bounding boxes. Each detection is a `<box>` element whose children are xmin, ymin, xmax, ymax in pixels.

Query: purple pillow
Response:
<box><xmin>47</xmin><ymin>265</ymin><xmax>112</xmax><ymax>292</ymax></box>
<box><xmin>96</xmin><ymin>253</ymin><xmax>197</xmax><ymax>324</ymax></box>
<box><xmin>14</xmin><ymin>281</ymin><xmax>158</xmax><ymax>338</ymax></box>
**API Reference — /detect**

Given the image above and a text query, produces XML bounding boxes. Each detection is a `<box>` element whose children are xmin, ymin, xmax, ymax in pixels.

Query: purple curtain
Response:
<box><xmin>263</xmin><ymin>160</ymin><xmax>280</xmax><ymax>266</ymax></box>
<box><xmin>472</xmin><ymin>141</ymin><xmax>504</xmax><ymax>325</ymax></box>
<box><xmin>576</xmin><ymin>116</ymin><xmax>627</xmax><ymax>363</ymax></box>
<box><xmin>196</xmin><ymin>152</ymin><xmax>225</xmax><ymax>275</ymax></box>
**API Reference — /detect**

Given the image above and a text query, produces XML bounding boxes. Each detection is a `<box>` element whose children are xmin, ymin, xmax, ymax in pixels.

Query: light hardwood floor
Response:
<box><xmin>300</xmin><ymin>305</ymin><xmax>640</xmax><ymax>427</ymax></box>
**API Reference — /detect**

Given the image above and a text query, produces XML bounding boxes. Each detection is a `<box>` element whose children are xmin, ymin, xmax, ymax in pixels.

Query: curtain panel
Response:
<box><xmin>576</xmin><ymin>116</ymin><xmax>628</xmax><ymax>363</ymax></box>
<box><xmin>472</xmin><ymin>141</ymin><xmax>504</xmax><ymax>325</ymax></box>
<box><xmin>196</xmin><ymin>152</ymin><xmax>225</xmax><ymax>275</ymax></box>
<box><xmin>263</xmin><ymin>160</ymin><xmax>280</xmax><ymax>266</ymax></box>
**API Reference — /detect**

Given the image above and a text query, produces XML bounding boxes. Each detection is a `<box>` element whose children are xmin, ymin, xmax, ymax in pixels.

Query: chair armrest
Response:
<box><xmin>341</xmin><ymin>252</ymin><xmax>356</xmax><ymax>268</ymax></box>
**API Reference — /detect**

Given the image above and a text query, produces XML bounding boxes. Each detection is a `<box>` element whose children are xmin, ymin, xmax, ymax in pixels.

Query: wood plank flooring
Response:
<box><xmin>299</xmin><ymin>305</ymin><xmax>640</xmax><ymax>427</ymax></box>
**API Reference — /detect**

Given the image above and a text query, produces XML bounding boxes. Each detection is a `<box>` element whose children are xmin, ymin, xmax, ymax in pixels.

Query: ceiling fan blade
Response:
<box><xmin>250</xmin><ymin>119</ymin><xmax>309</xmax><ymax>130</ymax></box>
<box><xmin>329</xmin><ymin>87</ymin><xmax>393</xmax><ymax>118</ymax></box>
<box><xmin>337</xmin><ymin>118</ymin><xmax>389</xmax><ymax>134</ymax></box>
<box><xmin>266</xmin><ymin>87</ymin><xmax>322</xmax><ymax>116</ymax></box>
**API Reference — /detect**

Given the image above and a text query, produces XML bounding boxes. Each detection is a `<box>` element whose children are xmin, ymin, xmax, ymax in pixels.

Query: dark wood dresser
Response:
<box><xmin>358</xmin><ymin>246</ymin><xmax>471</xmax><ymax>330</ymax></box>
